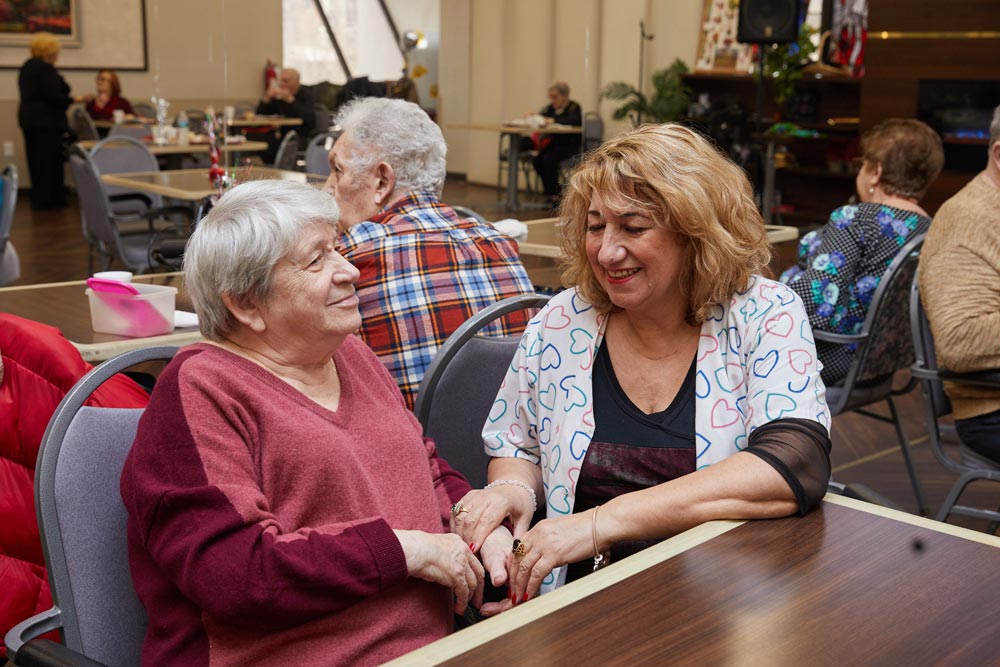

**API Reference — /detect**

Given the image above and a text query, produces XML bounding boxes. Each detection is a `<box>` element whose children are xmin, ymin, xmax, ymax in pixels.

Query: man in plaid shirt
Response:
<box><xmin>323</xmin><ymin>97</ymin><xmax>535</xmax><ymax>409</ymax></box>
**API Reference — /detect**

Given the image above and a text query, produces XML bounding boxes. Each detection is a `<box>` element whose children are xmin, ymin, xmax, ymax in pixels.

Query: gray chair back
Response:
<box><xmin>108</xmin><ymin>121</ymin><xmax>151</xmax><ymax>140</ymax></box>
<box><xmin>4</xmin><ymin>347</ymin><xmax>179</xmax><ymax>667</ymax></box>
<box><xmin>274</xmin><ymin>130</ymin><xmax>300</xmax><ymax>170</ymax></box>
<box><xmin>451</xmin><ymin>205</ymin><xmax>489</xmax><ymax>225</ymax></box>
<box><xmin>414</xmin><ymin>294</ymin><xmax>550</xmax><ymax>488</ymax></box>
<box><xmin>69</xmin><ymin>146</ymin><xmax>164</xmax><ymax>274</ymax></box>
<box><xmin>909</xmin><ymin>281</ymin><xmax>1000</xmax><ymax>524</ymax></box>
<box><xmin>814</xmin><ymin>233</ymin><xmax>927</xmax><ymax>513</ymax></box>
<box><xmin>89</xmin><ymin>135</ymin><xmax>163</xmax><ymax>213</ymax></box>
<box><xmin>132</xmin><ymin>101</ymin><xmax>157</xmax><ymax>120</ymax></box>
<box><xmin>581</xmin><ymin>111</ymin><xmax>604</xmax><ymax>152</ymax></box>
<box><xmin>0</xmin><ymin>164</ymin><xmax>20</xmax><ymax>286</ymax></box>
<box><xmin>70</xmin><ymin>107</ymin><xmax>99</xmax><ymax>141</ymax></box>
<box><xmin>305</xmin><ymin>131</ymin><xmax>338</xmax><ymax>176</ymax></box>
<box><xmin>821</xmin><ymin>233</ymin><xmax>926</xmax><ymax>412</ymax></box>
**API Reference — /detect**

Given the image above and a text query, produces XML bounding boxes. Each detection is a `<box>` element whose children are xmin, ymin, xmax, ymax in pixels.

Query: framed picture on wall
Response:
<box><xmin>695</xmin><ymin>0</ymin><xmax>754</xmax><ymax>74</ymax></box>
<box><xmin>0</xmin><ymin>0</ymin><xmax>147</xmax><ymax>70</ymax></box>
<box><xmin>0</xmin><ymin>0</ymin><xmax>80</xmax><ymax>47</ymax></box>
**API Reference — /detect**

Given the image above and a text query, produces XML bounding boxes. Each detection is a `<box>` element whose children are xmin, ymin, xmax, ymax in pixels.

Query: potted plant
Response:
<box><xmin>601</xmin><ymin>58</ymin><xmax>693</xmax><ymax>127</ymax></box>
<box><xmin>758</xmin><ymin>23</ymin><xmax>818</xmax><ymax>109</ymax></box>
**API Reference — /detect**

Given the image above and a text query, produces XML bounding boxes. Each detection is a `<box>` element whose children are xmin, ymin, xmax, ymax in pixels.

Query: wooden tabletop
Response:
<box><xmin>518</xmin><ymin>218</ymin><xmax>800</xmax><ymax>259</ymax></box>
<box><xmin>449</xmin><ymin>122</ymin><xmax>582</xmax><ymax>136</ymax></box>
<box><xmin>388</xmin><ymin>494</ymin><xmax>1000</xmax><ymax>666</ymax></box>
<box><xmin>0</xmin><ymin>274</ymin><xmax>201</xmax><ymax>362</ymax></box>
<box><xmin>101</xmin><ymin>168</ymin><xmax>327</xmax><ymax>202</ymax></box>
<box><xmin>227</xmin><ymin>116</ymin><xmax>303</xmax><ymax>127</ymax></box>
<box><xmin>77</xmin><ymin>139</ymin><xmax>268</xmax><ymax>156</ymax></box>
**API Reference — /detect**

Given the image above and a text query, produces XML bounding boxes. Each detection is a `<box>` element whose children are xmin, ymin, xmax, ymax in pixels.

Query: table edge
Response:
<box><xmin>383</xmin><ymin>518</ymin><xmax>744</xmax><ymax>666</ymax></box>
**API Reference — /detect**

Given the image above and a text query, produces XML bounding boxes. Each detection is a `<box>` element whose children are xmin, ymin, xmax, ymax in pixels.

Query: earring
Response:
<box><xmin>869</xmin><ymin>187</ymin><xmax>875</xmax><ymax>194</ymax></box>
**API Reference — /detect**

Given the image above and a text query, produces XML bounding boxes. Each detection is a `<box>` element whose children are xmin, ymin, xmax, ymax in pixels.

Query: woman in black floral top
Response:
<box><xmin>780</xmin><ymin>119</ymin><xmax>944</xmax><ymax>385</ymax></box>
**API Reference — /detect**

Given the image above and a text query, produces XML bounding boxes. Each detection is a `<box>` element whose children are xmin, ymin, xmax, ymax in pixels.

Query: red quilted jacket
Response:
<box><xmin>0</xmin><ymin>314</ymin><xmax>150</xmax><ymax>657</ymax></box>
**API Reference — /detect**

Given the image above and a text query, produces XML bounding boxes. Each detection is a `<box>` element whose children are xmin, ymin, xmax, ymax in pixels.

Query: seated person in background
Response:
<box><xmin>121</xmin><ymin>181</ymin><xmax>503</xmax><ymax>666</ymax></box>
<box><xmin>453</xmin><ymin>124</ymin><xmax>832</xmax><ymax>608</ymax></box>
<box><xmin>780</xmin><ymin>118</ymin><xmax>943</xmax><ymax>386</ymax></box>
<box><xmin>323</xmin><ymin>97</ymin><xmax>535</xmax><ymax>408</ymax></box>
<box><xmin>919</xmin><ymin>104</ymin><xmax>1000</xmax><ymax>463</ymax></box>
<box><xmin>533</xmin><ymin>81</ymin><xmax>582</xmax><ymax>207</ymax></box>
<box><xmin>85</xmin><ymin>69</ymin><xmax>134</xmax><ymax>121</ymax></box>
<box><xmin>255</xmin><ymin>67</ymin><xmax>314</xmax><ymax>159</ymax></box>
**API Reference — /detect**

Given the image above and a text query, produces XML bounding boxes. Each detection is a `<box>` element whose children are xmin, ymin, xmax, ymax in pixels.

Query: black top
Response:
<box><xmin>18</xmin><ymin>57</ymin><xmax>72</xmax><ymax>131</ymax></box>
<box><xmin>539</xmin><ymin>100</ymin><xmax>582</xmax><ymax>151</ymax></box>
<box><xmin>256</xmin><ymin>86</ymin><xmax>316</xmax><ymax>137</ymax></box>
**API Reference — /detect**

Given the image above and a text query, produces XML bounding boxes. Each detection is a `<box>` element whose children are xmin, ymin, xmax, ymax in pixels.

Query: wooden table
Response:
<box><xmin>77</xmin><ymin>138</ymin><xmax>268</xmax><ymax>157</ymax></box>
<box><xmin>228</xmin><ymin>116</ymin><xmax>303</xmax><ymax>127</ymax></box>
<box><xmin>450</xmin><ymin>123</ymin><xmax>582</xmax><ymax>210</ymax></box>
<box><xmin>101</xmin><ymin>167</ymin><xmax>326</xmax><ymax>202</ymax></box>
<box><xmin>518</xmin><ymin>217</ymin><xmax>800</xmax><ymax>258</ymax></box>
<box><xmin>0</xmin><ymin>274</ymin><xmax>201</xmax><ymax>362</ymax></box>
<box><xmin>387</xmin><ymin>494</ymin><xmax>1000</xmax><ymax>666</ymax></box>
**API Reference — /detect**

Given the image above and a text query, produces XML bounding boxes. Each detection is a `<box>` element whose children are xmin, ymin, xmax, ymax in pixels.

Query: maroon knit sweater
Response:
<box><xmin>120</xmin><ymin>338</ymin><xmax>470</xmax><ymax>666</ymax></box>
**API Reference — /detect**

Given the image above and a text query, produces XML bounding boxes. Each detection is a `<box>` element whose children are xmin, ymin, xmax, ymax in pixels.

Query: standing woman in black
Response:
<box><xmin>18</xmin><ymin>32</ymin><xmax>90</xmax><ymax>210</ymax></box>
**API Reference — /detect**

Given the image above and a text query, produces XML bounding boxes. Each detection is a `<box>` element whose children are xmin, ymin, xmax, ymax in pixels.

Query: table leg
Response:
<box><xmin>506</xmin><ymin>131</ymin><xmax>520</xmax><ymax>210</ymax></box>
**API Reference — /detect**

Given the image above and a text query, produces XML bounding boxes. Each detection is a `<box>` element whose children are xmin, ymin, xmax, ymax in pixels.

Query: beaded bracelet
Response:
<box><xmin>484</xmin><ymin>479</ymin><xmax>537</xmax><ymax>514</ymax></box>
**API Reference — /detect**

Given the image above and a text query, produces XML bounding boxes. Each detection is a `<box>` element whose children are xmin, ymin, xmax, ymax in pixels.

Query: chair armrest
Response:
<box><xmin>813</xmin><ymin>329</ymin><xmax>867</xmax><ymax>345</ymax></box>
<box><xmin>938</xmin><ymin>368</ymin><xmax>1000</xmax><ymax>388</ymax></box>
<box><xmin>12</xmin><ymin>640</ymin><xmax>109</xmax><ymax>667</ymax></box>
<box><xmin>108</xmin><ymin>193</ymin><xmax>153</xmax><ymax>209</ymax></box>
<box><xmin>149</xmin><ymin>205</ymin><xmax>195</xmax><ymax>223</ymax></box>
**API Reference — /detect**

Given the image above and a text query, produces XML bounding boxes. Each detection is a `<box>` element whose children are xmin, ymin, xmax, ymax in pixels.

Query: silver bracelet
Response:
<box><xmin>484</xmin><ymin>479</ymin><xmax>537</xmax><ymax>513</ymax></box>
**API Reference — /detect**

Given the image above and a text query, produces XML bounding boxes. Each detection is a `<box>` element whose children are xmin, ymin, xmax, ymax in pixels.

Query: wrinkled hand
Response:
<box><xmin>478</xmin><ymin>525</ymin><xmax>513</xmax><ymax>588</ymax></box>
<box><xmin>394</xmin><ymin>530</ymin><xmax>484</xmax><ymax>614</ymax></box>
<box><xmin>451</xmin><ymin>486</ymin><xmax>534</xmax><ymax>552</ymax></box>
<box><xmin>507</xmin><ymin>511</ymin><xmax>595</xmax><ymax>603</ymax></box>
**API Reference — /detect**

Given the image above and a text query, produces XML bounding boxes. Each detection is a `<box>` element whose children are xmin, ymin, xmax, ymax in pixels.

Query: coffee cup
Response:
<box><xmin>112</xmin><ymin>109</ymin><xmax>125</xmax><ymax>125</ymax></box>
<box><xmin>93</xmin><ymin>270</ymin><xmax>133</xmax><ymax>282</ymax></box>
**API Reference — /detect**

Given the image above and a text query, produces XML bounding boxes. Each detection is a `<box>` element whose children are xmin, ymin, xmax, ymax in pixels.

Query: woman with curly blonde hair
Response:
<box><xmin>452</xmin><ymin>123</ymin><xmax>833</xmax><ymax>610</ymax></box>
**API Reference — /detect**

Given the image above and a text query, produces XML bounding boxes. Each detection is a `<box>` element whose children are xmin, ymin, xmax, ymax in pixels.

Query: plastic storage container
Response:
<box><xmin>86</xmin><ymin>282</ymin><xmax>177</xmax><ymax>337</ymax></box>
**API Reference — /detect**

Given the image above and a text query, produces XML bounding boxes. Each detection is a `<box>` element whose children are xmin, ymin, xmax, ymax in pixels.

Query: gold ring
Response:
<box><xmin>512</xmin><ymin>539</ymin><xmax>528</xmax><ymax>557</ymax></box>
<box><xmin>451</xmin><ymin>503</ymin><xmax>469</xmax><ymax>518</ymax></box>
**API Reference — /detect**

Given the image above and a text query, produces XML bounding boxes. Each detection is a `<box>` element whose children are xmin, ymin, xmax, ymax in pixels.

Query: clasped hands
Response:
<box><xmin>451</xmin><ymin>486</ymin><xmax>596</xmax><ymax>617</ymax></box>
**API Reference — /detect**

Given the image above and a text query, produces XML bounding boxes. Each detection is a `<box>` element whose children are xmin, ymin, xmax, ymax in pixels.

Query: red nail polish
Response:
<box><xmin>521</xmin><ymin>592</ymin><xmax>528</xmax><ymax>604</ymax></box>
<box><xmin>469</xmin><ymin>542</ymin><xmax>476</xmax><ymax>551</ymax></box>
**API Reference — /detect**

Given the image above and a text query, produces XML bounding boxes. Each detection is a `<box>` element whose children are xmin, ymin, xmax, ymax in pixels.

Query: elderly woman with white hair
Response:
<box><xmin>324</xmin><ymin>97</ymin><xmax>533</xmax><ymax>408</ymax></box>
<box><xmin>120</xmin><ymin>180</ymin><xmax>501</xmax><ymax>666</ymax></box>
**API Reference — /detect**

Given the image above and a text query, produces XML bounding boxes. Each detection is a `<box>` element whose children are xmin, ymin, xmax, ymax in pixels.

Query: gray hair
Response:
<box><xmin>183</xmin><ymin>180</ymin><xmax>340</xmax><ymax>341</ymax></box>
<box><xmin>333</xmin><ymin>97</ymin><xmax>446</xmax><ymax>196</ymax></box>
<box><xmin>549</xmin><ymin>81</ymin><xmax>570</xmax><ymax>96</ymax></box>
<box><xmin>991</xmin><ymin>104</ymin><xmax>1000</xmax><ymax>147</ymax></box>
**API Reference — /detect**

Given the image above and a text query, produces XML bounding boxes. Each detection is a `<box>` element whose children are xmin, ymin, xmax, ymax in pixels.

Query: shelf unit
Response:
<box><xmin>684</xmin><ymin>73</ymin><xmax>862</xmax><ymax>232</ymax></box>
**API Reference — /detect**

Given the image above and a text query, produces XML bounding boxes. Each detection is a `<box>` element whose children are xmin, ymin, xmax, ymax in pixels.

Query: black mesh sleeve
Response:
<box><xmin>744</xmin><ymin>418</ymin><xmax>832</xmax><ymax>515</ymax></box>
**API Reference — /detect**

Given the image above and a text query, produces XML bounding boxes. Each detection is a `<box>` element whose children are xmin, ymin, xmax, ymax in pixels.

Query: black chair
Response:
<box><xmin>814</xmin><ymin>233</ymin><xmax>928</xmax><ymax>514</ymax></box>
<box><xmin>909</xmin><ymin>281</ymin><xmax>1000</xmax><ymax>528</ymax></box>
<box><xmin>414</xmin><ymin>294</ymin><xmax>550</xmax><ymax>489</ymax></box>
<box><xmin>1</xmin><ymin>164</ymin><xmax>20</xmax><ymax>286</ymax></box>
<box><xmin>5</xmin><ymin>347</ymin><xmax>179</xmax><ymax>667</ymax></box>
<box><xmin>497</xmin><ymin>133</ymin><xmax>538</xmax><ymax>198</ymax></box>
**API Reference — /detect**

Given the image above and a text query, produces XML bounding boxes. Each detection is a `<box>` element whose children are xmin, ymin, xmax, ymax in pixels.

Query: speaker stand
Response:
<box><xmin>754</xmin><ymin>44</ymin><xmax>775</xmax><ymax>225</ymax></box>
